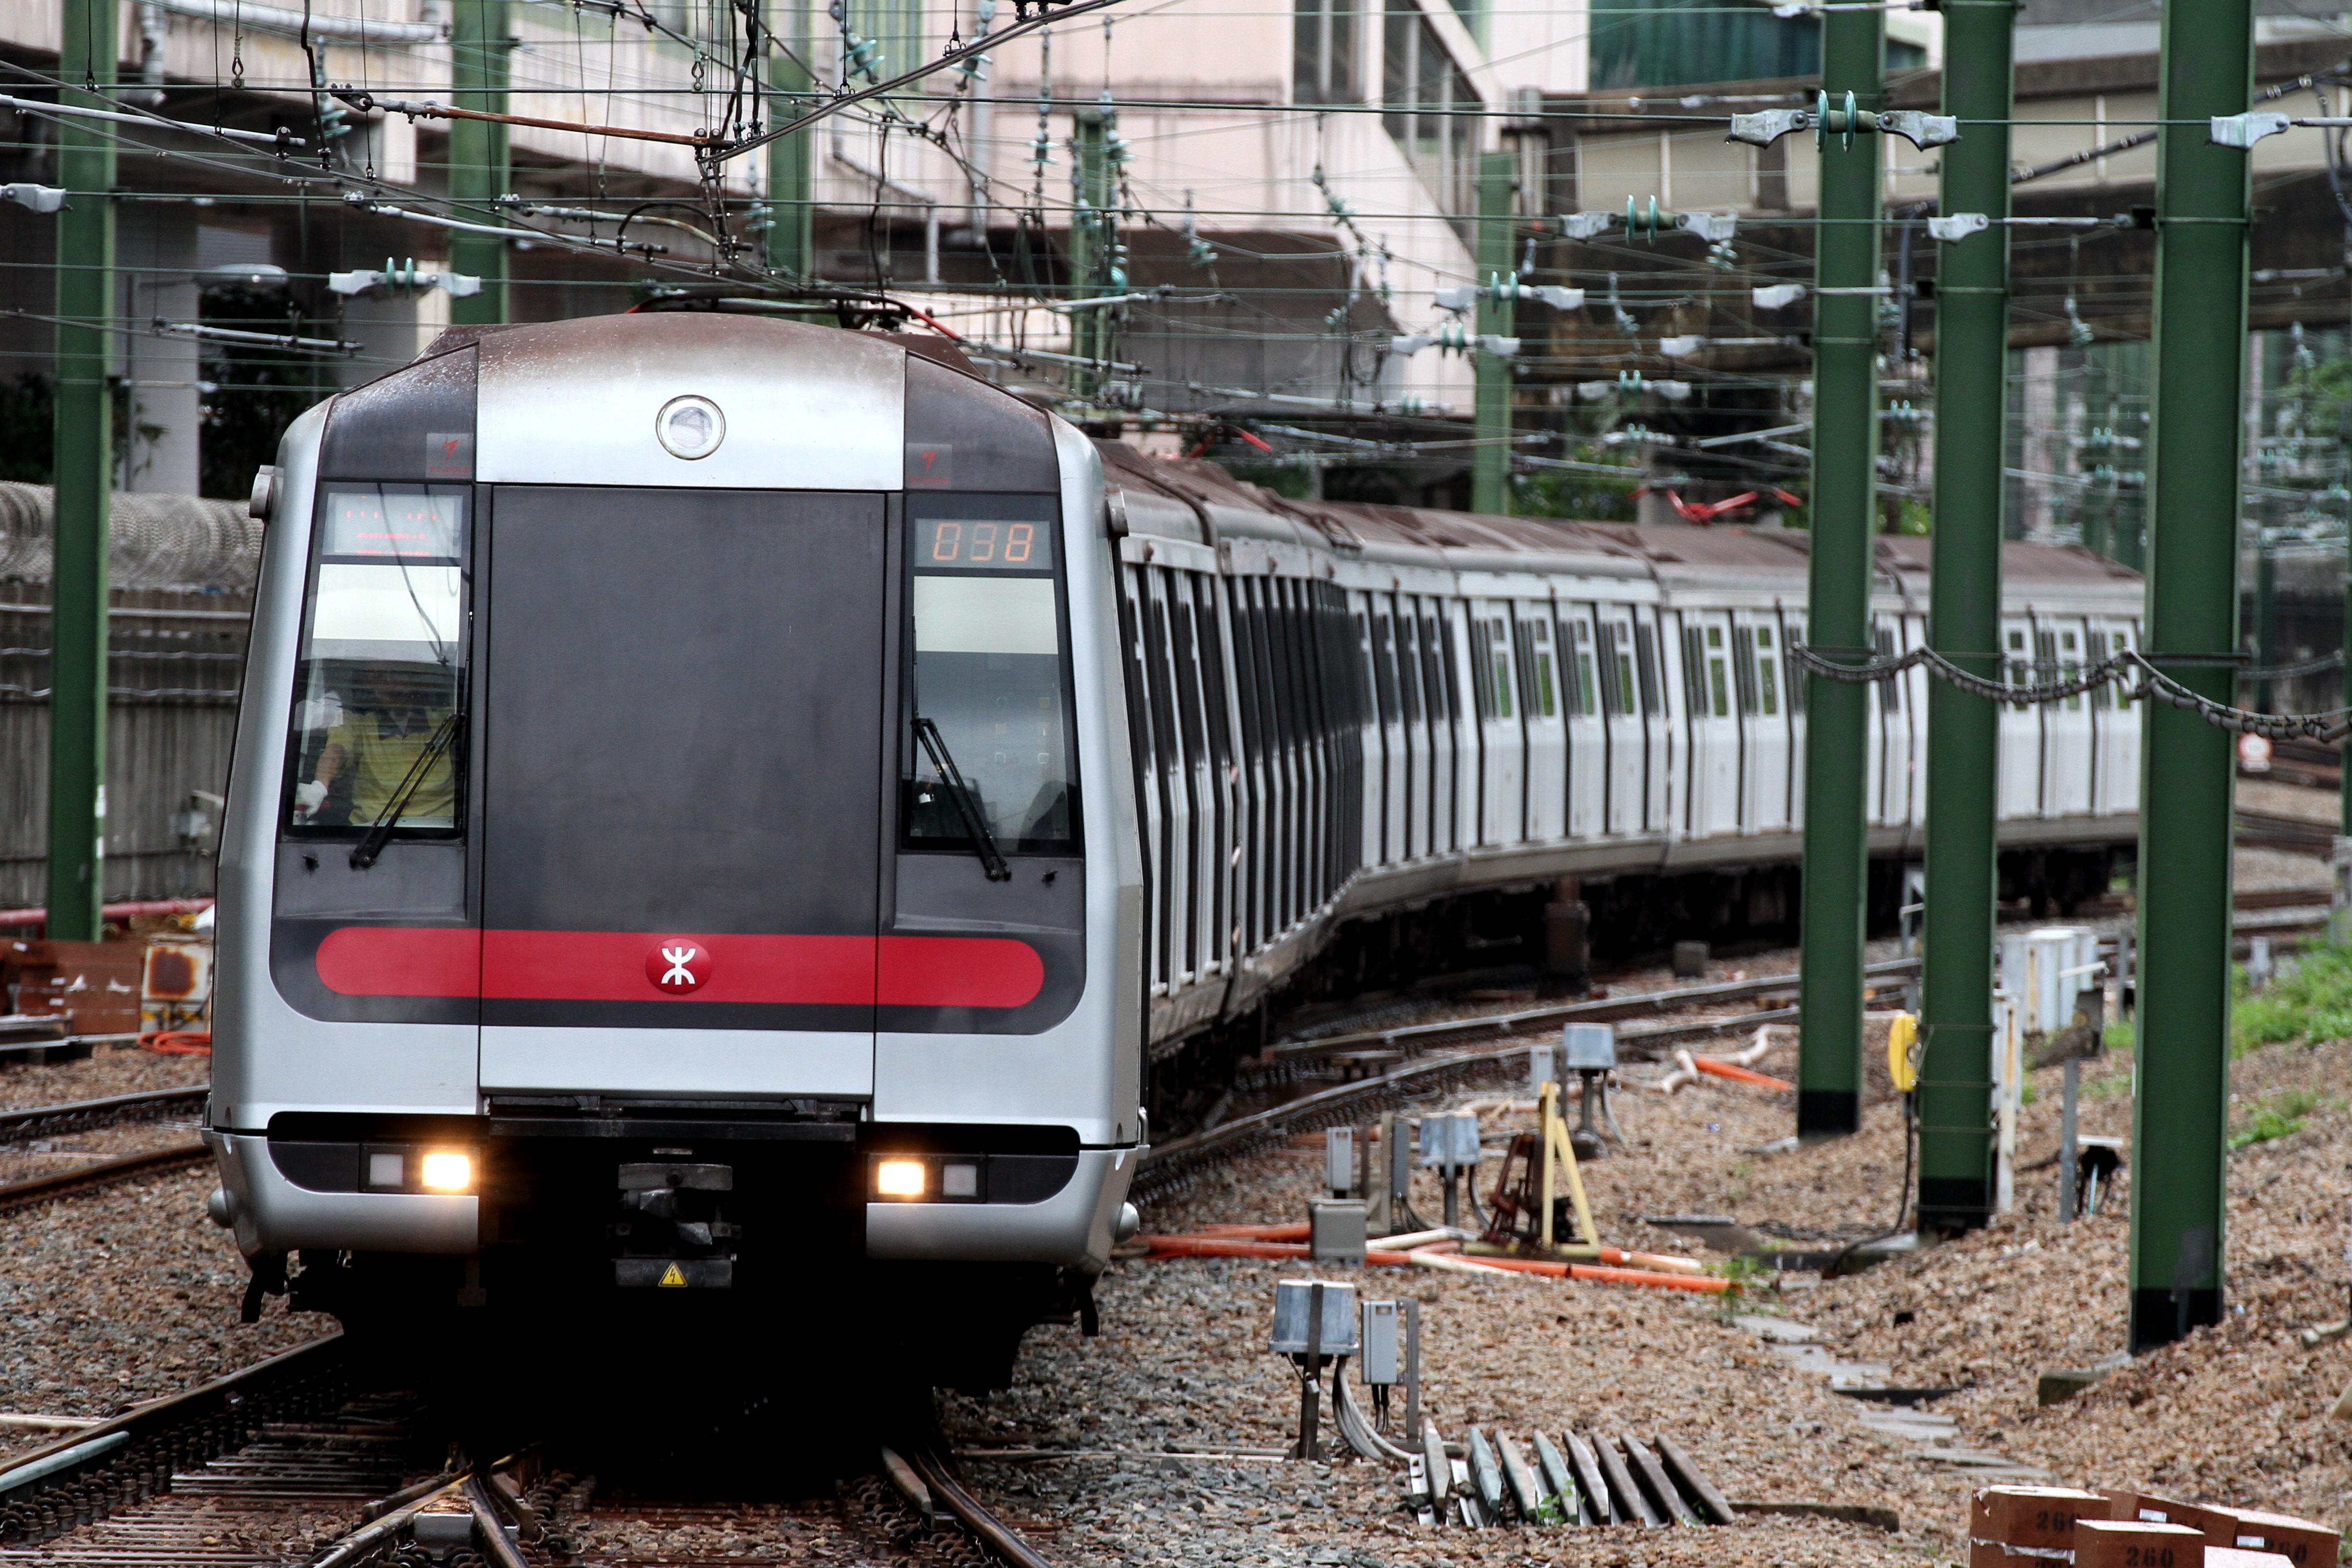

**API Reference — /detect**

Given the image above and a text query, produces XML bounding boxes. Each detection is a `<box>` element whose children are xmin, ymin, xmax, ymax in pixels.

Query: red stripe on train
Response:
<box><xmin>314</xmin><ymin>927</ymin><xmax>1044</xmax><ymax>1008</ymax></box>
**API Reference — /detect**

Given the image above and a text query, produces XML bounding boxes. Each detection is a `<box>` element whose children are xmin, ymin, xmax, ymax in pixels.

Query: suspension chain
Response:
<box><xmin>1787</xmin><ymin>643</ymin><xmax>2352</xmax><ymax>743</ymax></box>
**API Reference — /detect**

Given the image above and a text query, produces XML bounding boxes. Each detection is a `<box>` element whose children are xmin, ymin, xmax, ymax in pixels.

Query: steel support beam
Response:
<box><xmin>1917</xmin><ymin>0</ymin><xmax>2015</xmax><ymax>1232</ymax></box>
<box><xmin>1473</xmin><ymin>150</ymin><xmax>1515</xmax><ymax>516</ymax></box>
<box><xmin>765</xmin><ymin>0</ymin><xmax>815</xmax><ymax>278</ymax></box>
<box><xmin>47</xmin><ymin>0</ymin><xmax>118</xmax><ymax>942</ymax></box>
<box><xmin>448</xmin><ymin>0</ymin><xmax>510</xmax><ymax>325</ymax></box>
<box><xmin>1795</xmin><ymin>9</ymin><xmax>1884</xmax><ymax>1137</ymax></box>
<box><xmin>2129</xmin><ymin>0</ymin><xmax>2253</xmax><ymax>1353</ymax></box>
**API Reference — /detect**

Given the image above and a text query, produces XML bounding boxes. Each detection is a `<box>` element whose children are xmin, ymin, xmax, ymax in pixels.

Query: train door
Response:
<box><xmin>1733</xmin><ymin>614</ymin><xmax>1791</xmax><ymax>833</ymax></box>
<box><xmin>1632</xmin><ymin>611</ymin><xmax>1671</xmax><ymax>833</ymax></box>
<box><xmin>1376</xmin><ymin>600</ymin><xmax>1410</xmax><ymax>864</ymax></box>
<box><xmin>1998</xmin><ymin>617</ymin><xmax>2040</xmax><ymax>818</ymax></box>
<box><xmin>1427</xmin><ymin>603</ymin><xmax>1463</xmax><ymax>855</ymax></box>
<box><xmin>1683</xmin><ymin>615</ymin><xmax>1740</xmax><ymax>838</ymax></box>
<box><xmin>1232</xmin><ymin>576</ymin><xmax>1270</xmax><ymax>945</ymax></box>
<box><xmin>1353</xmin><ymin>597</ymin><xmax>1387</xmax><ymax>868</ymax></box>
<box><xmin>1143</xmin><ymin>570</ymin><xmax>1200</xmax><ymax>987</ymax></box>
<box><xmin>2089</xmin><ymin>621</ymin><xmax>2135</xmax><ymax>815</ymax></box>
<box><xmin>1519</xmin><ymin>609</ymin><xmax>1567</xmax><ymax>841</ymax></box>
<box><xmin>1560</xmin><ymin>605</ymin><xmax>1605</xmax><ymax>838</ymax></box>
<box><xmin>1118</xmin><ymin>562</ymin><xmax>1170</xmax><ymax>996</ymax></box>
<box><xmin>1193</xmin><ymin>575</ymin><xmax>1241</xmax><ymax>971</ymax></box>
<box><xmin>1397</xmin><ymin>597</ymin><xmax>1430</xmax><ymax>860</ymax></box>
<box><xmin>2044</xmin><ymin>618</ymin><xmax>2093</xmax><ymax>817</ymax></box>
<box><xmin>1172</xmin><ymin>573</ymin><xmax>1228</xmax><ymax>979</ymax></box>
<box><xmin>476</xmin><ymin>487</ymin><xmax>885</xmax><ymax>1098</ymax></box>
<box><xmin>1469</xmin><ymin>601</ymin><xmax>1523</xmax><ymax>846</ymax></box>
<box><xmin>1594</xmin><ymin>608</ymin><xmax>1640</xmax><ymax>837</ymax></box>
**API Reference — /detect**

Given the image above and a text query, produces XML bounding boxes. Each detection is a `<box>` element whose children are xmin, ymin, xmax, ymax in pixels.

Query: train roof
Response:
<box><xmin>1099</xmin><ymin>442</ymin><xmax>2143</xmax><ymax>594</ymax></box>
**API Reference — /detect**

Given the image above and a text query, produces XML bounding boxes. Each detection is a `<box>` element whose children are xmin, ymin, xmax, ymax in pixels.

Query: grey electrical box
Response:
<box><xmin>1560</xmin><ymin>1022</ymin><xmax>1617</xmax><ymax>1071</ymax></box>
<box><xmin>1271</xmin><ymin>1277</ymin><xmax>1360</xmax><ymax>1354</ymax></box>
<box><xmin>1310</xmin><ymin>1199</ymin><xmax>1367</xmax><ymax>1261</ymax></box>
<box><xmin>1529</xmin><ymin>1040</ymin><xmax>1558</xmax><ymax>1091</ymax></box>
<box><xmin>1361</xmin><ymin>1299</ymin><xmax>1401</xmax><ymax>1384</ymax></box>
<box><xmin>1418</xmin><ymin>1111</ymin><xmax>1481</xmax><ymax>1168</ymax></box>
<box><xmin>1325</xmin><ymin>1127</ymin><xmax>1356</xmax><ymax>1196</ymax></box>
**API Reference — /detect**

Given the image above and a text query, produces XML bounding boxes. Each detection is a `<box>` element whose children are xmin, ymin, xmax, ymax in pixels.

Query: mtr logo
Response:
<box><xmin>645</xmin><ymin>940</ymin><xmax>708</xmax><ymax>995</ymax></box>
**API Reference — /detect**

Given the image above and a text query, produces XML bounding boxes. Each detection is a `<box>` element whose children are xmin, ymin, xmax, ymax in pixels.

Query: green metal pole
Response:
<box><xmin>764</xmin><ymin>0</ymin><xmax>815</xmax><ymax>279</ymax></box>
<box><xmin>1069</xmin><ymin>107</ymin><xmax>1114</xmax><ymax>400</ymax></box>
<box><xmin>1472</xmin><ymin>150</ymin><xmax>1515</xmax><ymax>515</ymax></box>
<box><xmin>448</xmin><ymin>0</ymin><xmax>510</xmax><ymax>325</ymax></box>
<box><xmin>47</xmin><ymin>0</ymin><xmax>118</xmax><ymax>943</ymax></box>
<box><xmin>1916</xmin><ymin>0</ymin><xmax>2013</xmax><ymax>1229</ymax></box>
<box><xmin>2129</xmin><ymin>0</ymin><xmax>2253</xmax><ymax>1353</ymax></box>
<box><xmin>1795</xmin><ymin>8</ymin><xmax>1883</xmax><ymax>1137</ymax></box>
<box><xmin>2085</xmin><ymin>352</ymin><xmax>2113</xmax><ymax>561</ymax></box>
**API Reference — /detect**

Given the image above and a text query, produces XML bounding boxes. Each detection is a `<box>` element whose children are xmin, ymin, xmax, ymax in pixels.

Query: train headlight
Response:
<box><xmin>418</xmin><ymin>1151</ymin><xmax>474</xmax><ymax>1193</ymax></box>
<box><xmin>656</xmin><ymin>394</ymin><xmax>725</xmax><ymax>460</ymax></box>
<box><xmin>874</xmin><ymin>1158</ymin><xmax>927</xmax><ymax>1198</ymax></box>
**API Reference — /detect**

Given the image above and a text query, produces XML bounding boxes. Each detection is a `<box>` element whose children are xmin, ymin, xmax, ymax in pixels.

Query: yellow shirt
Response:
<box><xmin>328</xmin><ymin>712</ymin><xmax>457</xmax><ymax>825</ymax></box>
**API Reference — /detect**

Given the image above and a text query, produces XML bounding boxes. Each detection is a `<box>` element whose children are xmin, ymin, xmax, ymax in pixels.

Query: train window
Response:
<box><xmin>2060</xmin><ymin>629</ymin><xmax>2083</xmax><ymax>712</ymax></box>
<box><xmin>1704</xmin><ymin>625</ymin><xmax>1730</xmax><ymax>718</ymax></box>
<box><xmin>283</xmin><ymin>486</ymin><xmax>468</xmax><ymax>837</ymax></box>
<box><xmin>1397</xmin><ymin>606</ymin><xmax>1425</xmax><ymax>725</ymax></box>
<box><xmin>1755</xmin><ymin>624</ymin><xmax>1780</xmax><ymax>716</ymax></box>
<box><xmin>1563</xmin><ymin>620</ymin><xmax>1592</xmax><ymax>717</ymax></box>
<box><xmin>1526</xmin><ymin>620</ymin><xmax>1559</xmax><ymax>719</ymax></box>
<box><xmin>1367</xmin><ymin>613</ymin><xmax>1397</xmax><ymax>726</ymax></box>
<box><xmin>2087</xmin><ymin>630</ymin><xmax>2110</xmax><ymax>710</ymax></box>
<box><xmin>1634</xmin><ymin>623</ymin><xmax>1661</xmax><ymax>717</ymax></box>
<box><xmin>1786</xmin><ymin>619</ymin><xmax>1805</xmax><ymax>714</ymax></box>
<box><xmin>1680</xmin><ymin>626</ymin><xmax>1705</xmax><ymax>715</ymax></box>
<box><xmin>1732</xmin><ymin>627</ymin><xmax>1759</xmax><ymax>715</ymax></box>
<box><xmin>1605</xmin><ymin>621</ymin><xmax>1637</xmax><ymax>718</ymax></box>
<box><xmin>1423</xmin><ymin>615</ymin><xmax>1450</xmax><ymax>725</ymax></box>
<box><xmin>2006</xmin><ymin>627</ymin><xmax>2030</xmax><ymax>709</ymax></box>
<box><xmin>904</xmin><ymin>514</ymin><xmax>1077</xmax><ymax>853</ymax></box>
<box><xmin>1483</xmin><ymin>618</ymin><xmax>1515</xmax><ymax>719</ymax></box>
<box><xmin>1875</xmin><ymin>626</ymin><xmax>1903</xmax><ymax>713</ymax></box>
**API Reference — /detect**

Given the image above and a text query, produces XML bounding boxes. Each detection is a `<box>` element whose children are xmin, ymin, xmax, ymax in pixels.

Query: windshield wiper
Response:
<box><xmin>912</xmin><ymin>716</ymin><xmax>1012</xmax><ymax>882</ymax></box>
<box><xmin>349</xmin><ymin>711</ymin><xmax>463</xmax><ymax>870</ymax></box>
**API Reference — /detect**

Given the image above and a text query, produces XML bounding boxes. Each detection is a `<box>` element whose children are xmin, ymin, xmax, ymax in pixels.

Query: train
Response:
<box><xmin>204</xmin><ymin>309</ymin><xmax>2140</xmax><ymax>1378</ymax></box>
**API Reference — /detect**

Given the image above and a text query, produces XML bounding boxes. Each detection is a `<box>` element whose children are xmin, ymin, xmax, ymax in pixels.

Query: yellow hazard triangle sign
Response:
<box><xmin>657</xmin><ymin>1262</ymin><xmax>687</xmax><ymax>1288</ymax></box>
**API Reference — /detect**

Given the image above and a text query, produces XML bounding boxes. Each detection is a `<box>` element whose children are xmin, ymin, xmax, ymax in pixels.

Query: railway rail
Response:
<box><xmin>1135</xmin><ymin>899</ymin><xmax>2339</xmax><ymax>1206</ymax></box>
<box><xmin>0</xmin><ymin>1331</ymin><xmax>1060</xmax><ymax>1567</ymax></box>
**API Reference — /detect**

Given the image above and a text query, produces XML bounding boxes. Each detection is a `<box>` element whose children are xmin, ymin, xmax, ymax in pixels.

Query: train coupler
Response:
<box><xmin>240</xmin><ymin>1252</ymin><xmax>288</xmax><ymax>1323</ymax></box>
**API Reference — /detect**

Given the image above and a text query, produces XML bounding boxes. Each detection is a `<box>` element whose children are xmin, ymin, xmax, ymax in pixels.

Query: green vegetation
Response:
<box><xmin>1513</xmin><ymin>458</ymin><xmax>1640</xmax><ymax>522</ymax></box>
<box><xmin>2232</xmin><ymin>943</ymin><xmax>2352</xmax><ymax>1056</ymax></box>
<box><xmin>2229</xmin><ymin>1088</ymin><xmax>2323</xmax><ymax>1151</ymax></box>
<box><xmin>1711</xmin><ymin>1254</ymin><xmax>1770</xmax><ymax>1319</ymax></box>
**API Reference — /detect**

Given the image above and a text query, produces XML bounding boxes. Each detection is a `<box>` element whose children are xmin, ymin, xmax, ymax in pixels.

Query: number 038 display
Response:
<box><xmin>916</xmin><ymin>518</ymin><xmax>1055</xmax><ymax>573</ymax></box>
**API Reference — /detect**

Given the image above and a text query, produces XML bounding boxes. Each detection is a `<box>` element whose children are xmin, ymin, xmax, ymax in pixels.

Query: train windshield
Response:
<box><xmin>282</xmin><ymin>486</ymin><xmax>467</xmax><ymax>836</ymax></box>
<box><xmin>905</xmin><ymin>511</ymin><xmax>1078</xmax><ymax>854</ymax></box>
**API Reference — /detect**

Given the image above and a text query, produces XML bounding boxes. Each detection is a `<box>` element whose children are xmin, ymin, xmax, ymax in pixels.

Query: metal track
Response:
<box><xmin>0</xmin><ymin>1087</ymin><xmax>207</xmax><ymax>1147</ymax></box>
<box><xmin>0</xmin><ymin>1142</ymin><xmax>211</xmax><ymax>1217</ymax></box>
<box><xmin>0</xmin><ymin>1336</ymin><xmax>355</xmax><ymax>1556</ymax></box>
<box><xmin>1269</xmin><ymin>958</ymin><xmax>1923</xmax><ymax>1063</ymax></box>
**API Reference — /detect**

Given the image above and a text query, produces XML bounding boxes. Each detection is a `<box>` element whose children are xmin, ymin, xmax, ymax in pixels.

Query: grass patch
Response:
<box><xmin>2104</xmin><ymin>1018</ymin><xmax>2134</xmax><ymax>1056</ymax></box>
<box><xmin>2229</xmin><ymin>1088</ymin><xmax>2323</xmax><ymax>1151</ymax></box>
<box><xmin>2083</xmin><ymin>1057</ymin><xmax>2133</xmax><ymax>1101</ymax></box>
<box><xmin>2233</xmin><ymin>944</ymin><xmax>2352</xmax><ymax>1055</ymax></box>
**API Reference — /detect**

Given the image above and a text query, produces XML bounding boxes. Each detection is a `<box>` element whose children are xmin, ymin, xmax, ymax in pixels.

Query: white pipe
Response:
<box><xmin>0</xmin><ymin>92</ymin><xmax>301</xmax><ymax>148</ymax></box>
<box><xmin>127</xmin><ymin>3</ymin><xmax>168</xmax><ymax>107</ymax></box>
<box><xmin>148</xmin><ymin>0</ymin><xmax>444</xmax><ymax>43</ymax></box>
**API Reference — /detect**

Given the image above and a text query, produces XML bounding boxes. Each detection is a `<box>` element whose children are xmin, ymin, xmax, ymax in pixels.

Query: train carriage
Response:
<box><xmin>206</xmin><ymin>310</ymin><xmax>2142</xmax><ymax>1373</ymax></box>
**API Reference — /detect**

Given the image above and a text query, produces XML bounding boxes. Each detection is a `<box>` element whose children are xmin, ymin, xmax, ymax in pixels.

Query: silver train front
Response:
<box><xmin>207</xmin><ymin>315</ymin><xmax>1146</xmax><ymax>1353</ymax></box>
